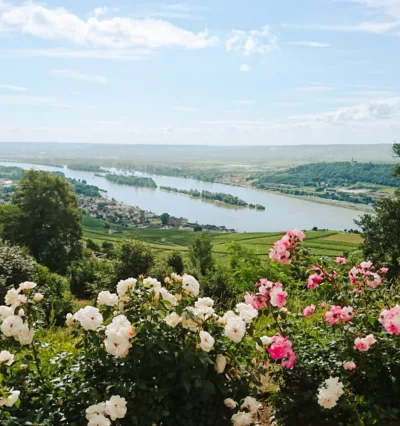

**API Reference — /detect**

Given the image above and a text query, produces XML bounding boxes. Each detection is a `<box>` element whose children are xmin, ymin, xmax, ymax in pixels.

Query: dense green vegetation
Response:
<box><xmin>105</xmin><ymin>173</ymin><xmax>157</xmax><ymax>188</ymax></box>
<box><xmin>67</xmin><ymin>164</ymin><xmax>104</xmax><ymax>172</ymax></box>
<box><xmin>160</xmin><ymin>185</ymin><xmax>265</xmax><ymax>209</ymax></box>
<box><xmin>0</xmin><ymin>165</ymin><xmax>24</xmax><ymax>180</ymax></box>
<box><xmin>0</xmin><ymin>170</ymin><xmax>82</xmax><ymax>274</ymax></box>
<box><xmin>253</xmin><ymin>161</ymin><xmax>399</xmax><ymax>188</ymax></box>
<box><xmin>135</xmin><ymin>164</ymin><xmax>225</xmax><ymax>182</ymax></box>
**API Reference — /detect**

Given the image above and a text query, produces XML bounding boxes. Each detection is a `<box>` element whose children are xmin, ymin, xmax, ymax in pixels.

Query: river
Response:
<box><xmin>0</xmin><ymin>161</ymin><xmax>365</xmax><ymax>232</ymax></box>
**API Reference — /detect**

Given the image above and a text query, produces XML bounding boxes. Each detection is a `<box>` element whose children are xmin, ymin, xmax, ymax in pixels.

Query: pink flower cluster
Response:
<box><xmin>349</xmin><ymin>261</ymin><xmax>383</xmax><ymax>291</ymax></box>
<box><xmin>269</xmin><ymin>228</ymin><xmax>306</xmax><ymax>264</ymax></box>
<box><xmin>379</xmin><ymin>305</ymin><xmax>400</xmax><ymax>335</ymax></box>
<box><xmin>307</xmin><ymin>266</ymin><xmax>336</xmax><ymax>290</ymax></box>
<box><xmin>245</xmin><ymin>279</ymin><xmax>288</xmax><ymax>310</ymax></box>
<box><xmin>303</xmin><ymin>304</ymin><xmax>316</xmax><ymax>318</ymax></box>
<box><xmin>354</xmin><ymin>334</ymin><xmax>376</xmax><ymax>351</ymax></box>
<box><xmin>343</xmin><ymin>361</ymin><xmax>356</xmax><ymax>371</ymax></box>
<box><xmin>335</xmin><ymin>257</ymin><xmax>347</xmax><ymax>264</ymax></box>
<box><xmin>325</xmin><ymin>305</ymin><xmax>355</xmax><ymax>325</ymax></box>
<box><xmin>268</xmin><ymin>335</ymin><xmax>296</xmax><ymax>369</ymax></box>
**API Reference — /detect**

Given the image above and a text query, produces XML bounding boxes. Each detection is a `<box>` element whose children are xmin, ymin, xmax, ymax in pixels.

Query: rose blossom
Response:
<box><xmin>215</xmin><ymin>354</ymin><xmax>227</xmax><ymax>373</ymax></box>
<box><xmin>269</xmin><ymin>286</ymin><xmax>288</xmax><ymax>308</ymax></box>
<box><xmin>241</xmin><ymin>396</ymin><xmax>261</xmax><ymax>414</ymax></box>
<box><xmin>199</xmin><ymin>331</ymin><xmax>214</xmax><ymax>352</ymax></box>
<box><xmin>0</xmin><ymin>350</ymin><xmax>15</xmax><ymax>366</ymax></box>
<box><xmin>343</xmin><ymin>361</ymin><xmax>356</xmax><ymax>370</ymax></box>
<box><xmin>224</xmin><ymin>317</ymin><xmax>246</xmax><ymax>343</ymax></box>
<box><xmin>224</xmin><ymin>398</ymin><xmax>237</xmax><ymax>409</ymax></box>
<box><xmin>231</xmin><ymin>412</ymin><xmax>253</xmax><ymax>426</ymax></box>
<box><xmin>105</xmin><ymin>395</ymin><xmax>127</xmax><ymax>421</ymax></box>
<box><xmin>335</xmin><ymin>257</ymin><xmax>347</xmax><ymax>264</ymax></box>
<box><xmin>303</xmin><ymin>304</ymin><xmax>316</xmax><ymax>318</ymax></box>
<box><xmin>379</xmin><ymin>305</ymin><xmax>400</xmax><ymax>335</ymax></box>
<box><xmin>354</xmin><ymin>334</ymin><xmax>376</xmax><ymax>352</ymax></box>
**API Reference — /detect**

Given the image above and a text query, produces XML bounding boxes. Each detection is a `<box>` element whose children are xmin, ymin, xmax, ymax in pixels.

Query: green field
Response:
<box><xmin>83</xmin><ymin>216</ymin><xmax>362</xmax><ymax>261</ymax></box>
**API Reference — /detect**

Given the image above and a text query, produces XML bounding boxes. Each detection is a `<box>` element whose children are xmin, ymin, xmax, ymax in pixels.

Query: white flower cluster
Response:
<box><xmin>97</xmin><ymin>291</ymin><xmax>119</xmax><ymax>307</ymax></box>
<box><xmin>116</xmin><ymin>278</ymin><xmax>137</xmax><ymax>298</ymax></box>
<box><xmin>317</xmin><ymin>376</ymin><xmax>344</xmax><ymax>409</ymax></box>
<box><xmin>0</xmin><ymin>282</ymin><xmax>41</xmax><ymax>346</ymax></box>
<box><xmin>86</xmin><ymin>395</ymin><xmax>127</xmax><ymax>425</ymax></box>
<box><xmin>0</xmin><ymin>350</ymin><xmax>20</xmax><ymax>408</ymax></box>
<box><xmin>104</xmin><ymin>315</ymin><xmax>135</xmax><ymax>358</ymax></box>
<box><xmin>182</xmin><ymin>274</ymin><xmax>200</xmax><ymax>297</ymax></box>
<box><xmin>225</xmin><ymin>396</ymin><xmax>261</xmax><ymax>426</ymax></box>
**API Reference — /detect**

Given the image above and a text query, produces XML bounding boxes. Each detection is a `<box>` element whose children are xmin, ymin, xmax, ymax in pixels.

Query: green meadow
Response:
<box><xmin>83</xmin><ymin>216</ymin><xmax>362</xmax><ymax>261</ymax></box>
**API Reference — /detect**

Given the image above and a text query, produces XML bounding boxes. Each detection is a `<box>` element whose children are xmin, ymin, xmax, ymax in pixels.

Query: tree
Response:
<box><xmin>86</xmin><ymin>239</ymin><xmax>100</xmax><ymax>252</ymax></box>
<box><xmin>160</xmin><ymin>213</ymin><xmax>170</xmax><ymax>225</ymax></box>
<box><xmin>0</xmin><ymin>170</ymin><xmax>82</xmax><ymax>274</ymax></box>
<box><xmin>188</xmin><ymin>233</ymin><xmax>214</xmax><ymax>275</ymax></box>
<box><xmin>356</xmin><ymin>195</ymin><xmax>400</xmax><ymax>277</ymax></box>
<box><xmin>167</xmin><ymin>251</ymin><xmax>184</xmax><ymax>275</ymax></box>
<box><xmin>113</xmin><ymin>238</ymin><xmax>154</xmax><ymax>281</ymax></box>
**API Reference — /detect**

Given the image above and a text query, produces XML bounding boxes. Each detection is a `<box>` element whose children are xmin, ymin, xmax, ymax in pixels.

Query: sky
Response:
<box><xmin>0</xmin><ymin>0</ymin><xmax>400</xmax><ymax>145</ymax></box>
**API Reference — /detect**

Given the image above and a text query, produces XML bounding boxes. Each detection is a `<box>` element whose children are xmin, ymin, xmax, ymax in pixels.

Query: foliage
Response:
<box><xmin>104</xmin><ymin>174</ymin><xmax>157</xmax><ymax>188</ymax></box>
<box><xmin>0</xmin><ymin>170</ymin><xmax>83</xmax><ymax>274</ymax></box>
<box><xmin>167</xmin><ymin>251</ymin><xmax>185</xmax><ymax>275</ymax></box>
<box><xmin>67</xmin><ymin>164</ymin><xmax>104</xmax><ymax>172</ymax></box>
<box><xmin>112</xmin><ymin>238</ymin><xmax>155</xmax><ymax>282</ymax></box>
<box><xmin>0</xmin><ymin>241</ymin><xmax>37</xmax><ymax>302</ymax></box>
<box><xmin>201</xmin><ymin>266</ymin><xmax>237</xmax><ymax>309</ymax></box>
<box><xmin>86</xmin><ymin>239</ymin><xmax>101</xmax><ymax>252</ymax></box>
<box><xmin>35</xmin><ymin>264</ymin><xmax>73</xmax><ymax>326</ymax></box>
<box><xmin>357</xmin><ymin>190</ymin><xmax>400</xmax><ymax>278</ymax></box>
<box><xmin>189</xmin><ymin>233</ymin><xmax>215</xmax><ymax>275</ymax></box>
<box><xmin>160</xmin><ymin>212</ymin><xmax>170</xmax><ymax>225</ymax></box>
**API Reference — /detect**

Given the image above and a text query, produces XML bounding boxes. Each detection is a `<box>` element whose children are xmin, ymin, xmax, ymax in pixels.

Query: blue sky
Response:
<box><xmin>0</xmin><ymin>0</ymin><xmax>399</xmax><ymax>145</ymax></box>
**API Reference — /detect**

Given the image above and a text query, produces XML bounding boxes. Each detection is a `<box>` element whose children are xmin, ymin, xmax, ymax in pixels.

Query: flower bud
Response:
<box><xmin>33</xmin><ymin>293</ymin><xmax>44</xmax><ymax>303</ymax></box>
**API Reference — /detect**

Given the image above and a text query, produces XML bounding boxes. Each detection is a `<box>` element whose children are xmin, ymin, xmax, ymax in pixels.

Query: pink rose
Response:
<box><xmin>335</xmin><ymin>257</ymin><xmax>347</xmax><ymax>264</ymax></box>
<box><xmin>269</xmin><ymin>286</ymin><xmax>288</xmax><ymax>308</ymax></box>
<box><xmin>303</xmin><ymin>304</ymin><xmax>316</xmax><ymax>318</ymax></box>
<box><xmin>343</xmin><ymin>361</ymin><xmax>356</xmax><ymax>370</ymax></box>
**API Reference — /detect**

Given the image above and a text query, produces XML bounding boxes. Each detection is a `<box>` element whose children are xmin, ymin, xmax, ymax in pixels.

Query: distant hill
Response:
<box><xmin>0</xmin><ymin>142</ymin><xmax>395</xmax><ymax>167</ymax></box>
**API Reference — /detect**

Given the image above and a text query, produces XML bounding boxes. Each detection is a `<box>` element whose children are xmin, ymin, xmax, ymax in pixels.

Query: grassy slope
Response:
<box><xmin>82</xmin><ymin>216</ymin><xmax>362</xmax><ymax>261</ymax></box>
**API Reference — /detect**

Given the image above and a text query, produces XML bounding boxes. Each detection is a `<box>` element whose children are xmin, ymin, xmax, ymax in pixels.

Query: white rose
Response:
<box><xmin>181</xmin><ymin>315</ymin><xmax>198</xmax><ymax>332</ymax></box>
<box><xmin>0</xmin><ymin>305</ymin><xmax>14</xmax><ymax>320</ymax></box>
<box><xmin>73</xmin><ymin>306</ymin><xmax>103</xmax><ymax>331</ymax></box>
<box><xmin>219</xmin><ymin>310</ymin><xmax>239</xmax><ymax>325</ymax></box>
<box><xmin>97</xmin><ymin>291</ymin><xmax>119</xmax><ymax>307</ymax></box>
<box><xmin>0</xmin><ymin>350</ymin><xmax>15</xmax><ymax>366</ymax></box>
<box><xmin>215</xmin><ymin>354</ymin><xmax>227</xmax><ymax>374</ymax></box>
<box><xmin>105</xmin><ymin>315</ymin><xmax>135</xmax><ymax>339</ymax></box>
<box><xmin>19</xmin><ymin>281</ymin><xmax>37</xmax><ymax>291</ymax></box>
<box><xmin>143</xmin><ymin>277</ymin><xmax>162</xmax><ymax>293</ymax></box>
<box><xmin>15</xmin><ymin>323</ymin><xmax>34</xmax><ymax>345</ymax></box>
<box><xmin>231</xmin><ymin>411</ymin><xmax>253</xmax><ymax>426</ymax></box>
<box><xmin>159</xmin><ymin>288</ymin><xmax>178</xmax><ymax>307</ymax></box>
<box><xmin>17</xmin><ymin>295</ymin><xmax>27</xmax><ymax>305</ymax></box>
<box><xmin>0</xmin><ymin>390</ymin><xmax>20</xmax><ymax>408</ymax></box>
<box><xmin>116</xmin><ymin>278</ymin><xmax>137</xmax><ymax>297</ymax></box>
<box><xmin>18</xmin><ymin>308</ymin><xmax>25</xmax><ymax>317</ymax></box>
<box><xmin>241</xmin><ymin>396</ymin><xmax>261</xmax><ymax>414</ymax></box>
<box><xmin>4</xmin><ymin>288</ymin><xmax>21</xmax><ymax>306</ymax></box>
<box><xmin>199</xmin><ymin>330</ymin><xmax>214</xmax><ymax>352</ymax></box>
<box><xmin>224</xmin><ymin>398</ymin><xmax>237</xmax><ymax>409</ymax></box>
<box><xmin>87</xmin><ymin>413</ymin><xmax>111</xmax><ymax>426</ymax></box>
<box><xmin>164</xmin><ymin>312</ymin><xmax>182</xmax><ymax>327</ymax></box>
<box><xmin>182</xmin><ymin>275</ymin><xmax>200</xmax><ymax>297</ymax></box>
<box><xmin>224</xmin><ymin>317</ymin><xmax>246</xmax><ymax>343</ymax></box>
<box><xmin>195</xmin><ymin>297</ymin><xmax>214</xmax><ymax>308</ymax></box>
<box><xmin>86</xmin><ymin>402</ymin><xmax>106</xmax><ymax>420</ymax></box>
<box><xmin>235</xmin><ymin>303</ymin><xmax>258</xmax><ymax>324</ymax></box>
<box><xmin>104</xmin><ymin>333</ymin><xmax>132</xmax><ymax>358</ymax></box>
<box><xmin>256</xmin><ymin>335</ymin><xmax>273</xmax><ymax>351</ymax></box>
<box><xmin>65</xmin><ymin>313</ymin><xmax>74</xmax><ymax>327</ymax></box>
<box><xmin>33</xmin><ymin>293</ymin><xmax>44</xmax><ymax>303</ymax></box>
<box><xmin>171</xmin><ymin>273</ymin><xmax>182</xmax><ymax>282</ymax></box>
<box><xmin>105</xmin><ymin>395</ymin><xmax>127</xmax><ymax>421</ymax></box>
<box><xmin>1</xmin><ymin>315</ymin><xmax>23</xmax><ymax>337</ymax></box>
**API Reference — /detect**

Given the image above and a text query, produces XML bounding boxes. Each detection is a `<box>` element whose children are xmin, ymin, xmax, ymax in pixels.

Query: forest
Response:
<box><xmin>252</xmin><ymin>162</ymin><xmax>399</xmax><ymax>188</ymax></box>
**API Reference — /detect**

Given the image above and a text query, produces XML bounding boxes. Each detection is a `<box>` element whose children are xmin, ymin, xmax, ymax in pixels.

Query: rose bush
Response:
<box><xmin>0</xmin><ymin>229</ymin><xmax>399</xmax><ymax>426</ymax></box>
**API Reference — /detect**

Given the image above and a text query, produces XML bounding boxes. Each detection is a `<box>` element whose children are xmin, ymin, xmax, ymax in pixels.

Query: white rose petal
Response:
<box><xmin>182</xmin><ymin>275</ymin><xmax>200</xmax><ymax>297</ymax></box>
<box><xmin>0</xmin><ymin>350</ymin><xmax>15</xmax><ymax>366</ymax></box>
<box><xmin>224</xmin><ymin>317</ymin><xmax>246</xmax><ymax>343</ymax></box>
<box><xmin>105</xmin><ymin>395</ymin><xmax>127</xmax><ymax>421</ymax></box>
<box><xmin>215</xmin><ymin>354</ymin><xmax>227</xmax><ymax>374</ymax></box>
<box><xmin>199</xmin><ymin>330</ymin><xmax>214</xmax><ymax>352</ymax></box>
<box><xmin>164</xmin><ymin>312</ymin><xmax>182</xmax><ymax>327</ymax></box>
<box><xmin>224</xmin><ymin>398</ymin><xmax>237</xmax><ymax>409</ymax></box>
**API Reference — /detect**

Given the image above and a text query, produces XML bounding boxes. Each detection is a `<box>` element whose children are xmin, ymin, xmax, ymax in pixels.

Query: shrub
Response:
<box><xmin>0</xmin><ymin>241</ymin><xmax>37</xmax><ymax>302</ymax></box>
<box><xmin>167</xmin><ymin>250</ymin><xmax>185</xmax><ymax>275</ymax></box>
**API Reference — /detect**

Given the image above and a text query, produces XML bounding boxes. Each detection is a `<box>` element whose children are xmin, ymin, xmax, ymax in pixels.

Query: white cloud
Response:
<box><xmin>239</xmin><ymin>64</ymin><xmax>250</xmax><ymax>72</ymax></box>
<box><xmin>173</xmin><ymin>106</ymin><xmax>199</xmax><ymax>112</ymax></box>
<box><xmin>351</xmin><ymin>0</ymin><xmax>400</xmax><ymax>19</ymax></box>
<box><xmin>289</xmin><ymin>41</ymin><xmax>331</xmax><ymax>48</ymax></box>
<box><xmin>49</xmin><ymin>69</ymin><xmax>107</xmax><ymax>84</ymax></box>
<box><xmin>0</xmin><ymin>2</ymin><xmax>218</xmax><ymax>49</ymax></box>
<box><xmin>283</xmin><ymin>21</ymin><xmax>400</xmax><ymax>34</ymax></box>
<box><xmin>235</xmin><ymin>100</ymin><xmax>256</xmax><ymax>105</ymax></box>
<box><xmin>296</xmin><ymin>85</ymin><xmax>335</xmax><ymax>92</ymax></box>
<box><xmin>226</xmin><ymin>25</ymin><xmax>278</xmax><ymax>55</ymax></box>
<box><xmin>92</xmin><ymin>7</ymin><xmax>108</xmax><ymax>18</ymax></box>
<box><xmin>0</xmin><ymin>83</ymin><xmax>27</xmax><ymax>91</ymax></box>
<box><xmin>1</xmin><ymin>48</ymin><xmax>152</xmax><ymax>61</ymax></box>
